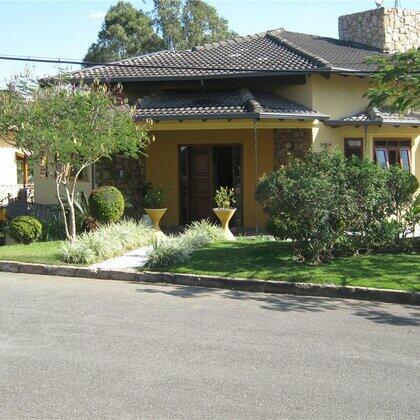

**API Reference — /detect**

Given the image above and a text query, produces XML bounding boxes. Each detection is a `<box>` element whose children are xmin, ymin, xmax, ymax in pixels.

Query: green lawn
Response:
<box><xmin>0</xmin><ymin>241</ymin><xmax>68</xmax><ymax>265</ymax></box>
<box><xmin>165</xmin><ymin>239</ymin><xmax>420</xmax><ymax>292</ymax></box>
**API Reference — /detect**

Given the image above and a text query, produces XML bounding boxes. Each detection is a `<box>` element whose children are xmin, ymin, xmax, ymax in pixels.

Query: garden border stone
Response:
<box><xmin>0</xmin><ymin>260</ymin><xmax>418</xmax><ymax>305</ymax></box>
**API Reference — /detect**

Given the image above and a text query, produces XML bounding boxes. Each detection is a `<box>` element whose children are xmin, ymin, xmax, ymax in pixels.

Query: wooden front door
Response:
<box><xmin>188</xmin><ymin>147</ymin><xmax>213</xmax><ymax>222</ymax></box>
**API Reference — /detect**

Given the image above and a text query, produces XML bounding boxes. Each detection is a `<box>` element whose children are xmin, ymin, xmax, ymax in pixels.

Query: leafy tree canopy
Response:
<box><xmin>84</xmin><ymin>1</ymin><xmax>164</xmax><ymax>64</ymax></box>
<box><xmin>0</xmin><ymin>73</ymin><xmax>150</xmax><ymax>241</ymax></box>
<box><xmin>365</xmin><ymin>49</ymin><xmax>420</xmax><ymax>114</ymax></box>
<box><xmin>84</xmin><ymin>0</ymin><xmax>237</xmax><ymax>64</ymax></box>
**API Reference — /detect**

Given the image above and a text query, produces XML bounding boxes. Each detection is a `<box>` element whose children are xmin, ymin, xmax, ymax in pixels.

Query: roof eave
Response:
<box><xmin>324</xmin><ymin>120</ymin><xmax>371</xmax><ymax>127</ymax></box>
<box><xmin>325</xmin><ymin>119</ymin><xmax>420</xmax><ymax>127</ymax></box>
<box><xmin>259</xmin><ymin>112</ymin><xmax>329</xmax><ymax>121</ymax></box>
<box><xmin>134</xmin><ymin>112</ymin><xmax>324</xmax><ymax>122</ymax></box>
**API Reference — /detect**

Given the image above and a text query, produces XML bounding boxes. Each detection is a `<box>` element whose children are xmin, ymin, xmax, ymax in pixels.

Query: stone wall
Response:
<box><xmin>274</xmin><ymin>129</ymin><xmax>312</xmax><ymax>169</ymax></box>
<box><xmin>339</xmin><ymin>7</ymin><xmax>419</xmax><ymax>53</ymax></box>
<box><xmin>94</xmin><ymin>156</ymin><xmax>146</xmax><ymax>217</ymax></box>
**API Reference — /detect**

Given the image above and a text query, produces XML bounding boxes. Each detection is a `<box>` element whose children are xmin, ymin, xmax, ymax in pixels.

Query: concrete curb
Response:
<box><xmin>0</xmin><ymin>260</ymin><xmax>418</xmax><ymax>305</ymax></box>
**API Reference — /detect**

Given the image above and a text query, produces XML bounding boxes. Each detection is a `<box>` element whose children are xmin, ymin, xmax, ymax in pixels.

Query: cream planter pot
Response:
<box><xmin>144</xmin><ymin>208</ymin><xmax>167</xmax><ymax>233</ymax></box>
<box><xmin>213</xmin><ymin>208</ymin><xmax>236</xmax><ymax>241</ymax></box>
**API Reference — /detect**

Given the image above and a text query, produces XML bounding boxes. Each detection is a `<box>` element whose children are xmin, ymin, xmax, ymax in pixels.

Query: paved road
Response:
<box><xmin>0</xmin><ymin>273</ymin><xmax>419</xmax><ymax>419</ymax></box>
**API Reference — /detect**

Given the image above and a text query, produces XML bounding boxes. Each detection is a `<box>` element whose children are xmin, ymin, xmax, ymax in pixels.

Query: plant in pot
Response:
<box><xmin>143</xmin><ymin>185</ymin><xmax>167</xmax><ymax>235</ymax></box>
<box><xmin>213</xmin><ymin>186</ymin><xmax>236</xmax><ymax>240</ymax></box>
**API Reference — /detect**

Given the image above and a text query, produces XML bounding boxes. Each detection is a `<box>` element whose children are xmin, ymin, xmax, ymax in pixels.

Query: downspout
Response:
<box><xmin>253</xmin><ymin>120</ymin><xmax>259</xmax><ymax>234</ymax></box>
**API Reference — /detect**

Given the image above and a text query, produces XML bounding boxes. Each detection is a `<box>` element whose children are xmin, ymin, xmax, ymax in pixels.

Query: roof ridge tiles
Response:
<box><xmin>238</xmin><ymin>88</ymin><xmax>262</xmax><ymax>113</ymax></box>
<box><xmin>192</xmin><ymin>31</ymin><xmax>270</xmax><ymax>51</ymax></box>
<box><xmin>266</xmin><ymin>31</ymin><xmax>331</xmax><ymax>69</ymax></box>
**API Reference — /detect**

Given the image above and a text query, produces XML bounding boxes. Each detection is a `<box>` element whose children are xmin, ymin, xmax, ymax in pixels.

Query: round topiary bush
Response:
<box><xmin>9</xmin><ymin>216</ymin><xmax>43</xmax><ymax>244</ymax></box>
<box><xmin>89</xmin><ymin>186</ymin><xmax>125</xmax><ymax>224</ymax></box>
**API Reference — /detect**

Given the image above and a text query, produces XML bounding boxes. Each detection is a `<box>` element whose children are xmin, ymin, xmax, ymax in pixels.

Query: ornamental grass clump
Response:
<box><xmin>144</xmin><ymin>219</ymin><xmax>224</xmax><ymax>269</ymax></box>
<box><xmin>59</xmin><ymin>219</ymin><xmax>154</xmax><ymax>264</ymax></box>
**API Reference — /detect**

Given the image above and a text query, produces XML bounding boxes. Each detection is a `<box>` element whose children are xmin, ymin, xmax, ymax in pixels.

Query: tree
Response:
<box><xmin>84</xmin><ymin>0</ymin><xmax>237</xmax><ymax>64</ymax></box>
<box><xmin>181</xmin><ymin>0</ymin><xmax>237</xmax><ymax>48</ymax></box>
<box><xmin>0</xmin><ymin>74</ymin><xmax>150</xmax><ymax>242</ymax></box>
<box><xmin>84</xmin><ymin>1</ymin><xmax>164</xmax><ymax>64</ymax></box>
<box><xmin>153</xmin><ymin>0</ymin><xmax>237</xmax><ymax>50</ymax></box>
<box><xmin>365</xmin><ymin>49</ymin><xmax>420</xmax><ymax>114</ymax></box>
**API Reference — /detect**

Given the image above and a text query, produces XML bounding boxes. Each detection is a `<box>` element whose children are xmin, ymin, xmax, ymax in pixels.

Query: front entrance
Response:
<box><xmin>179</xmin><ymin>145</ymin><xmax>243</xmax><ymax>225</ymax></box>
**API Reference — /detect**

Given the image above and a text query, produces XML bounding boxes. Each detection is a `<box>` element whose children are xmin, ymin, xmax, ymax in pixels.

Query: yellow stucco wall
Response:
<box><xmin>145</xmin><ymin>128</ymin><xmax>274</xmax><ymax>228</ymax></box>
<box><xmin>0</xmin><ymin>137</ymin><xmax>18</xmax><ymax>186</ymax></box>
<box><xmin>33</xmin><ymin>163</ymin><xmax>93</xmax><ymax>205</ymax></box>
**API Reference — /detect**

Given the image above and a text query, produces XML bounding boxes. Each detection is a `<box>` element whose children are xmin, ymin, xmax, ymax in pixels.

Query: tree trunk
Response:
<box><xmin>56</xmin><ymin>179</ymin><xmax>71</xmax><ymax>241</ymax></box>
<box><xmin>65</xmin><ymin>186</ymin><xmax>77</xmax><ymax>243</ymax></box>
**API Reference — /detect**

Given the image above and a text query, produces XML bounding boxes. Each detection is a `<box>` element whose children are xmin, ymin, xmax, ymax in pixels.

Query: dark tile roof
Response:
<box><xmin>272</xmin><ymin>30</ymin><xmax>380</xmax><ymax>72</ymax></box>
<box><xmin>135</xmin><ymin>88</ymin><xmax>328</xmax><ymax>121</ymax></box>
<box><xmin>66</xmin><ymin>29</ymin><xmax>383</xmax><ymax>83</ymax></box>
<box><xmin>325</xmin><ymin>108</ymin><xmax>420</xmax><ymax>127</ymax></box>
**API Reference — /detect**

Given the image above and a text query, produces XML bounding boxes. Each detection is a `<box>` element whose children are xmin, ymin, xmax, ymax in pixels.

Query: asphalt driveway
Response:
<box><xmin>0</xmin><ymin>272</ymin><xmax>419</xmax><ymax>419</ymax></box>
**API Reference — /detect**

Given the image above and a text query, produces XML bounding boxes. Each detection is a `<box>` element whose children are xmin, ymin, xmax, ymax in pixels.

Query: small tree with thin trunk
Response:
<box><xmin>0</xmin><ymin>73</ymin><xmax>150</xmax><ymax>242</ymax></box>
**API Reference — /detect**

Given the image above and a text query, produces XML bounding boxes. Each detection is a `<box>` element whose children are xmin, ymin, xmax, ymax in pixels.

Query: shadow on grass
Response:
<box><xmin>166</xmin><ymin>241</ymin><xmax>420</xmax><ymax>292</ymax></box>
<box><xmin>136</xmin><ymin>285</ymin><xmax>420</xmax><ymax>326</ymax></box>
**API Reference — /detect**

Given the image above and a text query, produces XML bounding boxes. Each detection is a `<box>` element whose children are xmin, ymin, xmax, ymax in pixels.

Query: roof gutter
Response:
<box><xmin>324</xmin><ymin>120</ymin><xmax>420</xmax><ymax>127</ymax></box>
<box><xmin>135</xmin><ymin>112</ymin><xmax>327</xmax><ymax>122</ymax></box>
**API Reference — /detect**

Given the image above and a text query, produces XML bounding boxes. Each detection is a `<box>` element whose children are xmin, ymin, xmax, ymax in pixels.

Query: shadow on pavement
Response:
<box><xmin>136</xmin><ymin>285</ymin><xmax>420</xmax><ymax>326</ymax></box>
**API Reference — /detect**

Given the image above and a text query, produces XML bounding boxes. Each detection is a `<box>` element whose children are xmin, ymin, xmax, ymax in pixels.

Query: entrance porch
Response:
<box><xmin>144</xmin><ymin>124</ymin><xmax>314</xmax><ymax>229</ymax></box>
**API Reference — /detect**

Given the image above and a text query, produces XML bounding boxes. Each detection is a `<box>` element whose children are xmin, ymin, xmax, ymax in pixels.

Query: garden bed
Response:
<box><xmin>157</xmin><ymin>238</ymin><xmax>420</xmax><ymax>292</ymax></box>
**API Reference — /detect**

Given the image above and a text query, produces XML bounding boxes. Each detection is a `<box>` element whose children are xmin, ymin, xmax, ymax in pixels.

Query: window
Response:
<box><xmin>374</xmin><ymin>139</ymin><xmax>411</xmax><ymax>170</ymax></box>
<box><xmin>344</xmin><ymin>138</ymin><xmax>363</xmax><ymax>159</ymax></box>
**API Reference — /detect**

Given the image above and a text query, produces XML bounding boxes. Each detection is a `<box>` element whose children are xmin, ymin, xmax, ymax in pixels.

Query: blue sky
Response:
<box><xmin>0</xmin><ymin>0</ymin><xmax>418</xmax><ymax>85</ymax></box>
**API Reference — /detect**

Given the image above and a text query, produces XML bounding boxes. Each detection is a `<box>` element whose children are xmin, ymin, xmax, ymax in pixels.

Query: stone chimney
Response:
<box><xmin>338</xmin><ymin>7</ymin><xmax>419</xmax><ymax>53</ymax></box>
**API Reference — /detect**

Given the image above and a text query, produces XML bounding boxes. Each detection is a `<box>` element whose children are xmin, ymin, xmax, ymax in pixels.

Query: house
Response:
<box><xmin>34</xmin><ymin>6</ymin><xmax>420</xmax><ymax>230</ymax></box>
<box><xmin>0</xmin><ymin>133</ymin><xmax>30</xmax><ymax>204</ymax></box>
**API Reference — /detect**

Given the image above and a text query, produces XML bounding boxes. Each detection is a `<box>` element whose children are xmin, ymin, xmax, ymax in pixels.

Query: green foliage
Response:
<box><xmin>143</xmin><ymin>185</ymin><xmax>166</xmax><ymax>209</ymax></box>
<box><xmin>89</xmin><ymin>186</ymin><xmax>125</xmax><ymax>224</ymax></box>
<box><xmin>84</xmin><ymin>1</ymin><xmax>164</xmax><ymax>64</ymax></box>
<box><xmin>9</xmin><ymin>216</ymin><xmax>42</xmax><ymax>244</ymax></box>
<box><xmin>144</xmin><ymin>219</ymin><xmax>224</xmax><ymax>269</ymax></box>
<box><xmin>39</xmin><ymin>212</ymin><xmax>67</xmax><ymax>241</ymax></box>
<box><xmin>59</xmin><ymin>219</ymin><xmax>154</xmax><ymax>264</ymax></box>
<box><xmin>0</xmin><ymin>73</ymin><xmax>149</xmax><ymax>241</ymax></box>
<box><xmin>214</xmin><ymin>186</ymin><xmax>235</xmax><ymax>209</ymax></box>
<box><xmin>84</xmin><ymin>0</ymin><xmax>237</xmax><ymax>63</ymax></box>
<box><xmin>256</xmin><ymin>150</ymin><xmax>419</xmax><ymax>263</ymax></box>
<box><xmin>154</xmin><ymin>0</ymin><xmax>237</xmax><ymax>50</ymax></box>
<box><xmin>145</xmin><ymin>236</ymin><xmax>192</xmax><ymax>269</ymax></box>
<box><xmin>365</xmin><ymin>49</ymin><xmax>420</xmax><ymax>113</ymax></box>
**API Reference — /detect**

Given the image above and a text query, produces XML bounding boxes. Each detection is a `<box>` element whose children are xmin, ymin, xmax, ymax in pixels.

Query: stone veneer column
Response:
<box><xmin>339</xmin><ymin>7</ymin><xmax>419</xmax><ymax>53</ymax></box>
<box><xmin>94</xmin><ymin>155</ymin><xmax>145</xmax><ymax>216</ymax></box>
<box><xmin>273</xmin><ymin>129</ymin><xmax>312</xmax><ymax>169</ymax></box>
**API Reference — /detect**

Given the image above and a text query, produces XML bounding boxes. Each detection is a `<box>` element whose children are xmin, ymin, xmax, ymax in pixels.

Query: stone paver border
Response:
<box><xmin>0</xmin><ymin>260</ymin><xmax>418</xmax><ymax>305</ymax></box>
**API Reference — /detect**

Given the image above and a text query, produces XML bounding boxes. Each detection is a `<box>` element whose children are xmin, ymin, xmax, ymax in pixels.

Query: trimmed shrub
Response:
<box><xmin>256</xmin><ymin>149</ymin><xmax>419</xmax><ymax>263</ymax></box>
<box><xmin>9</xmin><ymin>216</ymin><xmax>42</xmax><ymax>244</ymax></box>
<box><xmin>89</xmin><ymin>186</ymin><xmax>125</xmax><ymax>224</ymax></box>
<box><xmin>144</xmin><ymin>219</ymin><xmax>224</xmax><ymax>269</ymax></box>
<box><xmin>59</xmin><ymin>219</ymin><xmax>154</xmax><ymax>264</ymax></box>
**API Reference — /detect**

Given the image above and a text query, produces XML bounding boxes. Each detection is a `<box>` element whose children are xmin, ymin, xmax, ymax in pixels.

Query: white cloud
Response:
<box><xmin>89</xmin><ymin>11</ymin><xmax>106</xmax><ymax>20</ymax></box>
